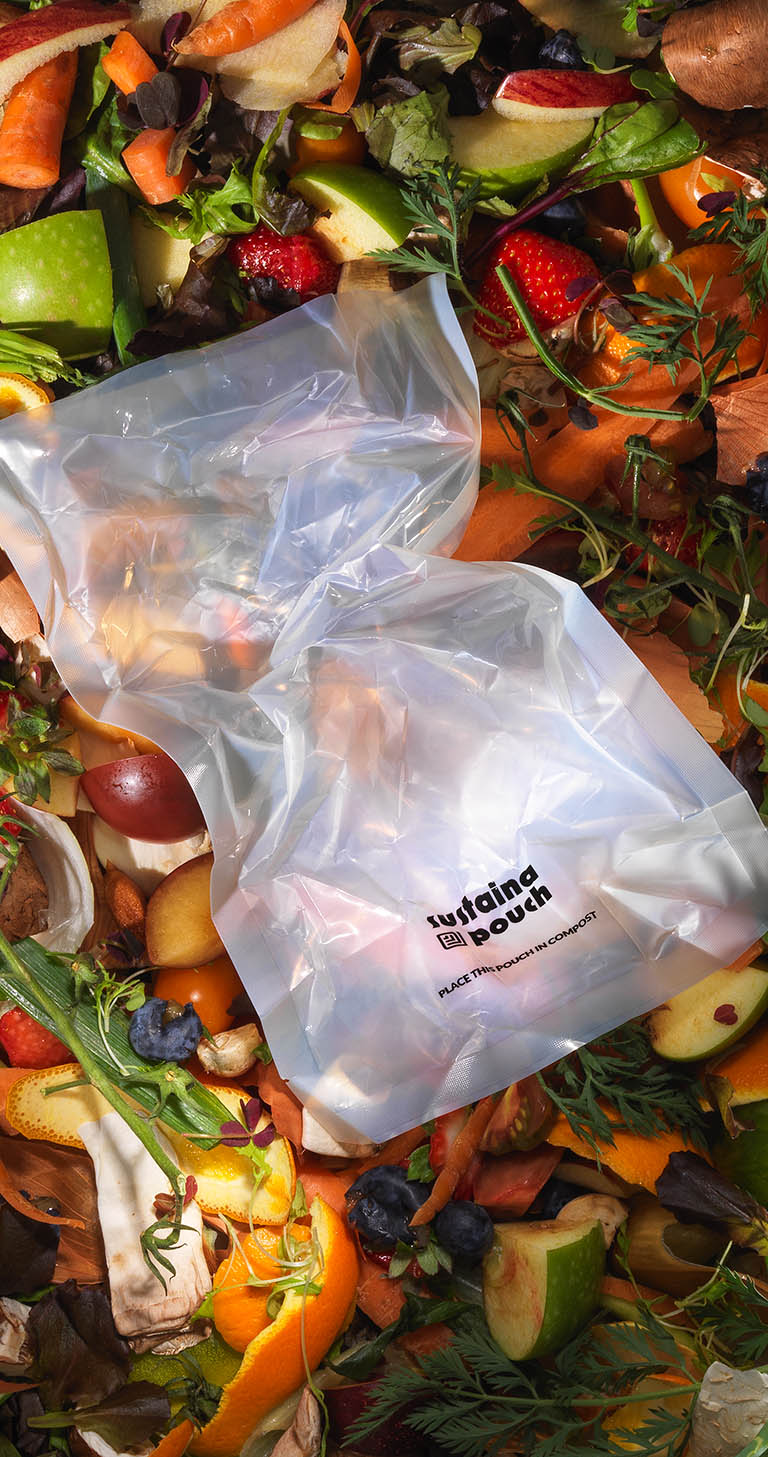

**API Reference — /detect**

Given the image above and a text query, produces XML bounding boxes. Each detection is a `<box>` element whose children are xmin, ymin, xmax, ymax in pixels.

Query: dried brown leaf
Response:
<box><xmin>712</xmin><ymin>375</ymin><xmax>768</xmax><ymax>485</ymax></box>
<box><xmin>625</xmin><ymin>631</ymin><xmax>725</xmax><ymax>744</ymax></box>
<box><xmin>70</xmin><ymin>812</ymin><xmax>117</xmax><ymax>952</ymax></box>
<box><xmin>0</xmin><ymin>1136</ymin><xmax>106</xmax><ymax>1285</ymax></box>
<box><xmin>0</xmin><ymin>552</ymin><xmax>39</xmax><ymax>642</ymax></box>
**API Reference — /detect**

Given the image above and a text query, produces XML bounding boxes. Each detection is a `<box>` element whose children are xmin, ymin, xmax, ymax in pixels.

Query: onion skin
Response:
<box><xmin>662</xmin><ymin>0</ymin><xmax>768</xmax><ymax>109</ymax></box>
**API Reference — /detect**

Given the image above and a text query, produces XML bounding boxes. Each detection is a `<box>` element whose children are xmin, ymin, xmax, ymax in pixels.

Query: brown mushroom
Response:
<box><xmin>662</xmin><ymin>0</ymin><xmax>768</xmax><ymax>109</ymax></box>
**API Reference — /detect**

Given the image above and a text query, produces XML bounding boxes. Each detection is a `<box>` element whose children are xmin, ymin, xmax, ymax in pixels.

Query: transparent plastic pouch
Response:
<box><xmin>228</xmin><ymin>546</ymin><xmax>768</xmax><ymax>1142</ymax></box>
<box><xmin>0</xmin><ymin>275</ymin><xmax>766</xmax><ymax>1142</ymax></box>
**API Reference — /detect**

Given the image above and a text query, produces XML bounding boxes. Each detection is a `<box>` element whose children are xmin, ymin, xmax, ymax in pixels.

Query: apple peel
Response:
<box><xmin>0</xmin><ymin>2</ymin><xmax>130</xmax><ymax>101</ymax></box>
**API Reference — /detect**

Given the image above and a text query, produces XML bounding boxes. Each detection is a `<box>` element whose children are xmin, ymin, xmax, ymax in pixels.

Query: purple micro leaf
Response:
<box><xmin>177</xmin><ymin>70</ymin><xmax>209</xmax><ymax>127</ymax></box>
<box><xmin>241</xmin><ymin>1096</ymin><xmax>262</xmax><ymax>1133</ymax></box>
<box><xmin>600</xmin><ymin>296</ymin><xmax>635</xmax><ymax>331</ymax></box>
<box><xmin>564</xmin><ymin>275</ymin><xmax>597</xmax><ymax>302</ymax></box>
<box><xmin>219</xmin><ymin>1120</ymin><xmax>251</xmax><ymax>1147</ymax></box>
<box><xmin>161</xmin><ymin>9</ymin><xmax>192</xmax><ymax>60</ymax></box>
<box><xmin>251</xmin><ymin>1121</ymin><xmax>276</xmax><ymax>1148</ymax></box>
<box><xmin>697</xmin><ymin>190</ymin><xmax>737</xmax><ymax>217</ymax></box>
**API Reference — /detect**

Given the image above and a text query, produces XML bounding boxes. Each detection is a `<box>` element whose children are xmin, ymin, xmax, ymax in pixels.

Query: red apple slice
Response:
<box><xmin>0</xmin><ymin>1</ymin><xmax>130</xmax><ymax>101</ymax></box>
<box><xmin>493</xmin><ymin>68</ymin><xmax>634</xmax><ymax>123</ymax></box>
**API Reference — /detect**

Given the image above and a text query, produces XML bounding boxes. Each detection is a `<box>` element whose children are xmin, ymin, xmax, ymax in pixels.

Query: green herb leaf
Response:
<box><xmin>394</xmin><ymin>19</ymin><xmax>481</xmax><ymax>75</ymax></box>
<box><xmin>407</xmin><ymin>1144</ymin><xmax>435</xmax><ymax>1183</ymax></box>
<box><xmin>365</xmin><ymin>86</ymin><xmax>451</xmax><ymax>178</ymax></box>
<box><xmin>146</xmin><ymin>163</ymin><xmax>256</xmax><ymax>245</ymax></box>
<box><xmin>65</xmin><ymin>41</ymin><xmax>112</xmax><ymax>140</ymax></box>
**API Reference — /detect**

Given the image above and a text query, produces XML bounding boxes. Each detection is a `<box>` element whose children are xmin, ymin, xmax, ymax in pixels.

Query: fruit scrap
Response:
<box><xmin>0</xmin><ymin>2</ymin><xmax>130</xmax><ymax>102</ymax></box>
<box><xmin>228</xmin><ymin>224</ymin><xmax>340</xmax><ymax>303</ymax></box>
<box><xmin>473</xmin><ymin>227</ymin><xmax>597</xmax><ymax>349</ymax></box>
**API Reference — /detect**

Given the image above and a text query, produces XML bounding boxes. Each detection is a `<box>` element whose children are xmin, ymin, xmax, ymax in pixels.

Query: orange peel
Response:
<box><xmin>212</xmin><ymin>1222</ymin><xmax>312</xmax><ymax>1353</ymax></box>
<box><xmin>190</xmin><ymin>1196</ymin><xmax>358</xmax><ymax>1457</ymax></box>
<box><xmin>546</xmin><ymin>1105</ymin><xmax>696</xmax><ymax>1192</ymax></box>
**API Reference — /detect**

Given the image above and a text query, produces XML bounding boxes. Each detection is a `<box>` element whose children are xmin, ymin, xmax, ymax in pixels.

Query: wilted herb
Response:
<box><xmin>689</xmin><ymin>179</ymin><xmax>768</xmax><ymax>311</ymax></box>
<box><xmin>538</xmin><ymin>1021</ymin><xmax>709</xmax><ymax>1156</ymax></box>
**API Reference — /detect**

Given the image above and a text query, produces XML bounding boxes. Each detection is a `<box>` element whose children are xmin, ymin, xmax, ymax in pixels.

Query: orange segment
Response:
<box><xmin>546</xmin><ymin>1105</ymin><xmax>695</xmax><ymax>1191</ymax></box>
<box><xmin>0</xmin><ymin>373</ymin><xmax>50</xmax><ymax>418</ymax></box>
<box><xmin>212</xmin><ymin>1223</ymin><xmax>312</xmax><ymax>1352</ymax></box>
<box><xmin>190</xmin><ymin>1197</ymin><xmax>358</xmax><ymax>1457</ymax></box>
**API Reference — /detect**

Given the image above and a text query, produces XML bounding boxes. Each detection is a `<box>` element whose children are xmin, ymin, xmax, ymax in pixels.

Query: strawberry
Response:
<box><xmin>228</xmin><ymin>225</ymin><xmax>340</xmax><ymax>304</ymax></box>
<box><xmin>0</xmin><ymin>1007</ymin><xmax>75</xmax><ymax>1069</ymax></box>
<box><xmin>474</xmin><ymin>228</ymin><xmax>597</xmax><ymax>349</ymax></box>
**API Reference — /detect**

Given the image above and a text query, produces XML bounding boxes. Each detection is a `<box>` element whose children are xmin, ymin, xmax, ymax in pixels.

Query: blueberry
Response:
<box><xmin>345</xmin><ymin>1166</ymin><xmax>432</xmax><ymax>1252</ymax></box>
<box><xmin>128</xmin><ymin>997</ymin><xmax>203</xmax><ymax>1063</ymax></box>
<box><xmin>536</xmin><ymin>196</ymin><xmax>587</xmax><ymax>242</ymax></box>
<box><xmin>744</xmin><ymin>453</ymin><xmax>768</xmax><ymax>522</ymax></box>
<box><xmin>536</xmin><ymin>1177</ymin><xmax>578</xmax><ymax>1220</ymax></box>
<box><xmin>432</xmin><ymin>1201</ymin><xmax>493</xmax><ymax>1264</ymax></box>
<box><xmin>538</xmin><ymin>28</ymin><xmax>585</xmax><ymax>70</ymax></box>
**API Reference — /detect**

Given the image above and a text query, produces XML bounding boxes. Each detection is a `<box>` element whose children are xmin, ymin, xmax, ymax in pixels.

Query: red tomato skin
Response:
<box><xmin>153</xmin><ymin>954</ymin><xmax>244</xmax><ymax>1036</ymax></box>
<box><xmin>81</xmin><ymin>753</ymin><xmax>205</xmax><ymax>842</ymax></box>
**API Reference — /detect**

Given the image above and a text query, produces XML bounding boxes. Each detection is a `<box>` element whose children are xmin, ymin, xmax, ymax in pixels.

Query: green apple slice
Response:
<box><xmin>0</xmin><ymin>212</ymin><xmax>113</xmax><ymax>359</ymax></box>
<box><xmin>715</xmin><ymin>1099</ymin><xmax>768</xmax><ymax>1205</ymax></box>
<box><xmin>290</xmin><ymin>164</ymin><xmax>412</xmax><ymax>262</ymax></box>
<box><xmin>648</xmin><ymin>962</ymin><xmax>768</xmax><ymax>1062</ymax></box>
<box><xmin>448</xmin><ymin>111</ymin><xmax>593</xmax><ymax>199</ymax></box>
<box><xmin>483</xmin><ymin>1217</ymin><xmax>605</xmax><ymax>1360</ymax></box>
<box><xmin>517</xmin><ymin>0</ymin><xmax>656</xmax><ymax>59</ymax></box>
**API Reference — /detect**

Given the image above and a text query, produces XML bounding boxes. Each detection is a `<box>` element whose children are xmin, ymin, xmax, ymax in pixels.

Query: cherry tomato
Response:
<box><xmin>658</xmin><ymin>155</ymin><xmax>753</xmax><ymax>233</ymax></box>
<box><xmin>153</xmin><ymin>954</ymin><xmax>244</xmax><ymax>1037</ymax></box>
<box><xmin>81</xmin><ymin>752</ymin><xmax>205</xmax><ymax>842</ymax></box>
<box><xmin>290</xmin><ymin>119</ymin><xmax>366</xmax><ymax>174</ymax></box>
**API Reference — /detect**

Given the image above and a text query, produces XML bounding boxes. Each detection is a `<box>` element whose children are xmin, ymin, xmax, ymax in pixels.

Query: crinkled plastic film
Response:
<box><xmin>0</xmin><ymin>275</ymin><xmax>766</xmax><ymax>1142</ymax></box>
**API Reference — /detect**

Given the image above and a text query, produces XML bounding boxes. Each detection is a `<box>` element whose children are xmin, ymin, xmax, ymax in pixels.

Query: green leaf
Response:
<box><xmin>630</xmin><ymin>67</ymin><xmax>676</xmax><ymax>99</ymax></box>
<box><xmin>388</xmin><ymin>1246</ymin><xmax>415</xmax><ymax>1280</ymax></box>
<box><xmin>287</xmin><ymin>1179</ymin><xmax>308</xmax><ymax>1222</ymax></box>
<box><xmin>576</xmin><ymin>99</ymin><xmax>701</xmax><ymax>191</ymax></box>
<box><xmin>328</xmin><ymin>1294</ymin><xmax>474</xmax><ymax>1381</ymax></box>
<box><xmin>146</xmin><ymin>163</ymin><xmax>255</xmax><ymax>246</ymax></box>
<box><xmin>42</xmin><ymin>749</ymin><xmax>85</xmax><ymax>775</ymax></box>
<box><xmin>743</xmin><ymin>694</ymin><xmax>768</xmax><ymax>729</ymax></box>
<box><xmin>291</xmin><ymin>106</ymin><xmax>345</xmax><ymax>141</ymax></box>
<box><xmin>407</xmin><ymin>1144</ymin><xmax>435</xmax><ymax>1183</ymax></box>
<box><xmin>0</xmin><ymin>745</ymin><xmax>18</xmax><ymax>778</ymax></box>
<box><xmin>365</xmin><ymin>85</ymin><xmax>451</xmax><ymax>178</ymax></box>
<box><xmin>80</xmin><ymin>93</ymin><xmax>137</xmax><ymax>193</ymax></box>
<box><xmin>65</xmin><ymin>41</ymin><xmax>111</xmax><ymax>140</ymax></box>
<box><xmin>395</xmin><ymin>19</ymin><xmax>482</xmax><ymax>75</ymax></box>
<box><xmin>12</xmin><ymin>767</ymin><xmax>38</xmax><ymax>805</ymax></box>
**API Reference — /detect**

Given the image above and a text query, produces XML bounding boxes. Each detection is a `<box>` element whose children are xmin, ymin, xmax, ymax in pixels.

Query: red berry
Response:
<box><xmin>0</xmin><ymin>1007</ymin><xmax>75</xmax><ymax>1069</ymax></box>
<box><xmin>228</xmin><ymin>225</ymin><xmax>340</xmax><ymax>304</ymax></box>
<box><xmin>474</xmin><ymin>228</ymin><xmax>597</xmax><ymax>349</ymax></box>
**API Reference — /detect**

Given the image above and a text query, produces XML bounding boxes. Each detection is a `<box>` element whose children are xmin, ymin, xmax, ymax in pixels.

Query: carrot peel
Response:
<box><xmin>410</xmin><ymin>1095</ymin><xmax>497</xmax><ymax>1226</ymax></box>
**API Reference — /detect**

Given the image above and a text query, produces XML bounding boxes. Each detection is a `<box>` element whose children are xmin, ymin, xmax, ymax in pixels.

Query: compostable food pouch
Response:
<box><xmin>0</xmin><ymin>276</ymin><xmax>766</xmax><ymax>1142</ymax></box>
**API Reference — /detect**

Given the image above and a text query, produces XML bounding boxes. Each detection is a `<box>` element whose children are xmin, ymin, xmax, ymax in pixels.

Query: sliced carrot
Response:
<box><xmin>290</xmin><ymin>118</ymin><xmax>366</xmax><ymax>173</ymax></box>
<box><xmin>177</xmin><ymin>0</ymin><xmax>316</xmax><ymax>58</ymax></box>
<box><xmin>102</xmin><ymin>30</ymin><xmax>157</xmax><ymax>93</ymax></box>
<box><xmin>310</xmin><ymin>21</ymin><xmax>362</xmax><ymax>114</ymax></box>
<box><xmin>0</xmin><ymin>49</ymin><xmax>77</xmax><ymax>189</ymax></box>
<box><xmin>356</xmin><ymin>1255</ymin><xmax>405</xmax><ymax>1329</ymax></box>
<box><xmin>296</xmin><ymin>1155</ymin><xmax>352</xmax><ymax>1217</ymax></box>
<box><xmin>710</xmin><ymin>666</ymin><xmax>749</xmax><ymax>751</ymax></box>
<box><xmin>455</xmin><ymin>406</ymin><xmax>709</xmax><ymax>564</ymax></box>
<box><xmin>255</xmin><ymin>1059</ymin><xmax>303</xmax><ymax>1149</ymax></box>
<box><xmin>399</xmin><ymin>1324</ymin><xmax>454</xmax><ymax>1356</ymax></box>
<box><xmin>600</xmin><ymin>1274</ymin><xmax>676</xmax><ymax>1312</ymax></box>
<box><xmin>410</xmin><ymin>1096</ymin><xmax>497</xmax><ymax>1227</ymax></box>
<box><xmin>122</xmin><ymin>126</ymin><xmax>196</xmax><ymax>205</ymax></box>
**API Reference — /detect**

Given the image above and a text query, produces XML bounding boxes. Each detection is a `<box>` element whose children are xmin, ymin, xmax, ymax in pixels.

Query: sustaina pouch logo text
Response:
<box><xmin>426</xmin><ymin>866</ymin><xmax>552</xmax><ymax>949</ymax></box>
